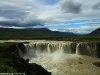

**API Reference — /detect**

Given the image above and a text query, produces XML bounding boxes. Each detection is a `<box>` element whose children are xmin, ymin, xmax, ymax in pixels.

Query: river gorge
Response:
<box><xmin>1</xmin><ymin>40</ymin><xmax>100</xmax><ymax>75</ymax></box>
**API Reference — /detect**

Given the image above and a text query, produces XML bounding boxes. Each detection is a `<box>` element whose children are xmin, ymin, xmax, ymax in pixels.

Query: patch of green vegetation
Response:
<box><xmin>0</xmin><ymin>42</ymin><xmax>15</xmax><ymax>48</ymax></box>
<box><xmin>0</xmin><ymin>43</ymin><xmax>17</xmax><ymax>72</ymax></box>
<box><xmin>0</xmin><ymin>35</ymin><xmax>100</xmax><ymax>41</ymax></box>
<box><xmin>93</xmin><ymin>62</ymin><xmax>100</xmax><ymax>67</ymax></box>
<box><xmin>0</xmin><ymin>58</ymin><xmax>16</xmax><ymax>72</ymax></box>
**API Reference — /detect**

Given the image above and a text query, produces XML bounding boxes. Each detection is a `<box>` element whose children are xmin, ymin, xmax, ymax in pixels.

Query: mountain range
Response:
<box><xmin>88</xmin><ymin>28</ymin><xmax>100</xmax><ymax>36</ymax></box>
<box><xmin>0</xmin><ymin>28</ymin><xmax>76</xmax><ymax>39</ymax></box>
<box><xmin>0</xmin><ymin>27</ymin><xmax>100</xmax><ymax>39</ymax></box>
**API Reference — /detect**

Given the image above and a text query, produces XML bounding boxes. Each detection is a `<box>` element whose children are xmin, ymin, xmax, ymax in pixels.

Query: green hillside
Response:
<box><xmin>0</xmin><ymin>28</ymin><xmax>75</xmax><ymax>39</ymax></box>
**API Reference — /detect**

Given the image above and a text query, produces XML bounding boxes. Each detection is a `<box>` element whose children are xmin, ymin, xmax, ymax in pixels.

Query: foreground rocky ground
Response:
<box><xmin>0</xmin><ymin>42</ymin><xmax>51</xmax><ymax>75</ymax></box>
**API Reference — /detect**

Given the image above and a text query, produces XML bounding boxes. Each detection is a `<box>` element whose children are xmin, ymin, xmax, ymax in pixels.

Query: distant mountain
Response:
<box><xmin>88</xmin><ymin>28</ymin><xmax>100</xmax><ymax>36</ymax></box>
<box><xmin>0</xmin><ymin>28</ymin><xmax>76</xmax><ymax>39</ymax></box>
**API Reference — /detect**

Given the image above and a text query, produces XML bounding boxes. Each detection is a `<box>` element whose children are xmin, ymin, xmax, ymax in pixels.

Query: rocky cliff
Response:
<box><xmin>0</xmin><ymin>42</ymin><xmax>51</xmax><ymax>75</ymax></box>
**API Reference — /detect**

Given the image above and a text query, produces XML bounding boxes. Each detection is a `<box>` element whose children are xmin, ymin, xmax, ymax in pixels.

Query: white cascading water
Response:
<box><xmin>23</xmin><ymin>40</ymin><xmax>100</xmax><ymax>75</ymax></box>
<box><xmin>16</xmin><ymin>45</ymin><xmax>23</xmax><ymax>57</ymax></box>
<box><xmin>24</xmin><ymin>41</ymin><xmax>76</xmax><ymax>54</ymax></box>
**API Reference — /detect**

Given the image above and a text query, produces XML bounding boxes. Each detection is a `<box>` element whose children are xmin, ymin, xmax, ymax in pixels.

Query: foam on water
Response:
<box><xmin>22</xmin><ymin>40</ymin><xmax>100</xmax><ymax>75</ymax></box>
<box><xmin>0</xmin><ymin>40</ymin><xmax>100</xmax><ymax>75</ymax></box>
<box><xmin>29</xmin><ymin>51</ymin><xmax>100</xmax><ymax>75</ymax></box>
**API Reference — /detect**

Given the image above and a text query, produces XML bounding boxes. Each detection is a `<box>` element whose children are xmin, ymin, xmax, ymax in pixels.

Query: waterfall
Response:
<box><xmin>76</xmin><ymin>43</ymin><xmax>80</xmax><ymax>55</ymax></box>
<box><xmin>23</xmin><ymin>41</ymin><xmax>98</xmax><ymax>58</ymax></box>
<box><xmin>22</xmin><ymin>40</ymin><xmax>100</xmax><ymax>75</ymax></box>
<box><xmin>24</xmin><ymin>41</ymin><xmax>76</xmax><ymax>54</ymax></box>
<box><xmin>16</xmin><ymin>45</ymin><xmax>23</xmax><ymax>57</ymax></box>
<box><xmin>76</xmin><ymin>42</ymin><xmax>97</xmax><ymax>57</ymax></box>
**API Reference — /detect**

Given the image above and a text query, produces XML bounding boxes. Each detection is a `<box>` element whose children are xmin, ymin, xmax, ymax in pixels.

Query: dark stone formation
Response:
<box><xmin>96</xmin><ymin>43</ymin><xmax>100</xmax><ymax>58</ymax></box>
<box><xmin>93</xmin><ymin>62</ymin><xmax>100</xmax><ymax>67</ymax></box>
<box><xmin>0</xmin><ymin>43</ymin><xmax>51</xmax><ymax>75</ymax></box>
<box><xmin>26</xmin><ymin>59</ymin><xmax>29</xmax><ymax>63</ymax></box>
<box><xmin>71</xmin><ymin>42</ymin><xmax>77</xmax><ymax>53</ymax></box>
<box><xmin>17</xmin><ymin>43</ymin><xmax>26</xmax><ymax>55</ymax></box>
<box><xmin>23</xmin><ymin>42</ymin><xmax>30</xmax><ymax>44</ymax></box>
<box><xmin>78</xmin><ymin>62</ymin><xmax>83</xmax><ymax>64</ymax></box>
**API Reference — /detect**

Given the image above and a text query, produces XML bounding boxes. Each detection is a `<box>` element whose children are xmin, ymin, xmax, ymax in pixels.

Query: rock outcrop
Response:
<box><xmin>0</xmin><ymin>42</ymin><xmax>51</xmax><ymax>75</ymax></box>
<box><xmin>96</xmin><ymin>43</ymin><xmax>100</xmax><ymax>58</ymax></box>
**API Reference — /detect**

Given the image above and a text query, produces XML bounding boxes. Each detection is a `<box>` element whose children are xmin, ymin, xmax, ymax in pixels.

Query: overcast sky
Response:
<box><xmin>0</xmin><ymin>0</ymin><xmax>100</xmax><ymax>34</ymax></box>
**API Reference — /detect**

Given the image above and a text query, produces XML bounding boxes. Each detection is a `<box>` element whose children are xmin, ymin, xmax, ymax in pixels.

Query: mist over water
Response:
<box><xmin>23</xmin><ymin>41</ymin><xmax>100</xmax><ymax>75</ymax></box>
<box><xmin>28</xmin><ymin>52</ymin><xmax>100</xmax><ymax>75</ymax></box>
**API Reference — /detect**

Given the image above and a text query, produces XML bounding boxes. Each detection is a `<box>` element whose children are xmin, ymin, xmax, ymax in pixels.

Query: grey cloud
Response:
<box><xmin>0</xmin><ymin>10</ymin><xmax>28</xmax><ymax>19</ymax></box>
<box><xmin>59</xmin><ymin>0</ymin><xmax>82</xmax><ymax>14</ymax></box>
<box><xmin>92</xmin><ymin>2</ymin><xmax>100</xmax><ymax>10</ymax></box>
<box><xmin>0</xmin><ymin>3</ymin><xmax>45</xmax><ymax>27</ymax></box>
<box><xmin>0</xmin><ymin>18</ymin><xmax>45</xmax><ymax>27</ymax></box>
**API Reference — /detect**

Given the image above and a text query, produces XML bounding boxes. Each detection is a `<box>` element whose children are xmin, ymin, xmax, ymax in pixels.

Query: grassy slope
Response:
<box><xmin>0</xmin><ymin>28</ymin><xmax>74</xmax><ymax>39</ymax></box>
